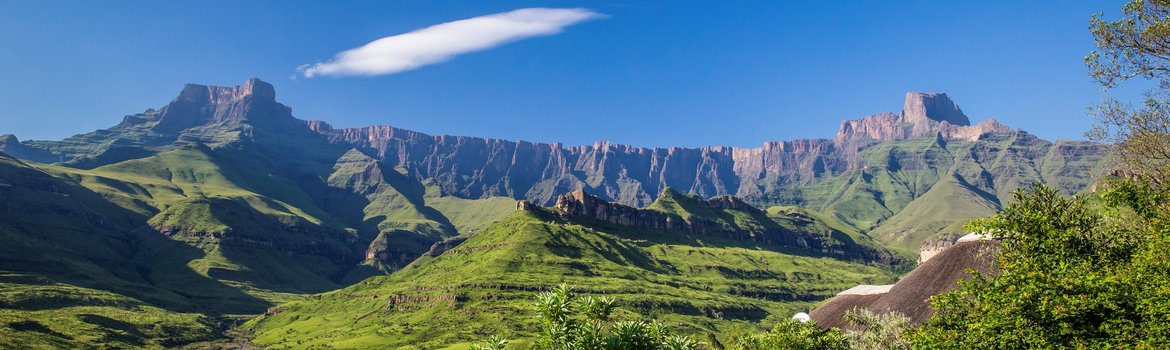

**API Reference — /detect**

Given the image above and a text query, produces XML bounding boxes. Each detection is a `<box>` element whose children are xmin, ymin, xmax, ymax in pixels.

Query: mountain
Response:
<box><xmin>242</xmin><ymin>191</ymin><xmax>900</xmax><ymax>348</ymax></box>
<box><xmin>3</xmin><ymin>81</ymin><xmax>1105</xmax><ymax>251</ymax></box>
<box><xmin>0</xmin><ymin>78</ymin><xmax>1104</xmax><ymax>347</ymax></box>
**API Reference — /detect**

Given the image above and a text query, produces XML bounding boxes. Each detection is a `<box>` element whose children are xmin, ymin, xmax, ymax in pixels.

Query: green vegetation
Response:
<box><xmin>729</xmin><ymin>318</ymin><xmax>847</xmax><ymax>350</ymax></box>
<box><xmin>909</xmin><ymin>183</ymin><xmax>1170</xmax><ymax>348</ymax></box>
<box><xmin>244</xmin><ymin>203</ymin><xmax>899</xmax><ymax>348</ymax></box>
<box><xmin>0</xmin><ymin>2</ymin><xmax>1144</xmax><ymax>346</ymax></box>
<box><xmin>471</xmin><ymin>284</ymin><xmax>698</xmax><ymax>350</ymax></box>
<box><xmin>911</xmin><ymin>2</ymin><xmax>1170</xmax><ymax>346</ymax></box>
<box><xmin>0</xmin><ymin>137</ymin><xmax>519</xmax><ymax>347</ymax></box>
<box><xmin>0</xmin><ymin>273</ymin><xmax>218</xmax><ymax>349</ymax></box>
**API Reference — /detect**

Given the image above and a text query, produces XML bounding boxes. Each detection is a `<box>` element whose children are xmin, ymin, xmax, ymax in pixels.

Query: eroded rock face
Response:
<box><xmin>705</xmin><ymin>195</ymin><xmax>761</xmax><ymax>212</ymax></box>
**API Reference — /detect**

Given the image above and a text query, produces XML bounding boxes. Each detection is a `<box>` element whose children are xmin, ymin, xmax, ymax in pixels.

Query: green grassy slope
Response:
<box><xmin>244</xmin><ymin>204</ymin><xmax>899</xmax><ymax>349</ymax></box>
<box><xmin>0</xmin><ymin>153</ymin><xmax>224</xmax><ymax>348</ymax></box>
<box><xmin>648</xmin><ymin>189</ymin><xmax>897</xmax><ymax>262</ymax></box>
<box><xmin>866</xmin><ymin>134</ymin><xmax>1107</xmax><ymax>254</ymax></box>
<box><xmin>1</xmin><ymin>136</ymin><xmax>527</xmax><ymax>345</ymax></box>
<box><xmin>39</xmin><ymin>146</ymin><xmax>361</xmax><ymax>300</ymax></box>
<box><xmin>0</xmin><ymin>273</ymin><xmax>218</xmax><ymax>349</ymax></box>
<box><xmin>423</xmin><ymin>185</ymin><xmax>518</xmax><ymax>235</ymax></box>
<box><xmin>868</xmin><ymin>174</ymin><xmax>1001</xmax><ymax>254</ymax></box>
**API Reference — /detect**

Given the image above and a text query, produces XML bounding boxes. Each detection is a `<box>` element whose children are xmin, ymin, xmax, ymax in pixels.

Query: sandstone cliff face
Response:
<box><xmin>315</xmin><ymin>122</ymin><xmax>861</xmax><ymax>207</ymax></box>
<box><xmin>305</xmin><ymin>91</ymin><xmax>1032</xmax><ymax>209</ymax></box>
<box><xmin>155</xmin><ymin>78</ymin><xmax>293</xmax><ymax>132</ymax></box>
<box><xmin>903</xmin><ymin>92</ymin><xmax>969</xmax><ymax>126</ymax></box>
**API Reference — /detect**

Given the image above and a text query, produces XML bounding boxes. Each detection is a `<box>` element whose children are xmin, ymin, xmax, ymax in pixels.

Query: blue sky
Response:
<box><xmin>0</xmin><ymin>0</ymin><xmax>1146</xmax><ymax>147</ymax></box>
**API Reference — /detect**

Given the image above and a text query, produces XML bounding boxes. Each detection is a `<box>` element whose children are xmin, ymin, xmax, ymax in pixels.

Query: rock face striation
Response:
<box><xmin>303</xmin><ymin>90</ymin><xmax>1029</xmax><ymax>209</ymax></box>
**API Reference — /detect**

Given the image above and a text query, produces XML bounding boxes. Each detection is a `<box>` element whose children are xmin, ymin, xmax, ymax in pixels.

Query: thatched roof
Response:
<box><xmin>809</xmin><ymin>239</ymin><xmax>1000</xmax><ymax>329</ymax></box>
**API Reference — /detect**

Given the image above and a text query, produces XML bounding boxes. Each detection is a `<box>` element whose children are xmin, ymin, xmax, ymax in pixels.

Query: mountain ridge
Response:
<box><xmin>0</xmin><ymin>78</ymin><xmax>1106</xmax><ymax>251</ymax></box>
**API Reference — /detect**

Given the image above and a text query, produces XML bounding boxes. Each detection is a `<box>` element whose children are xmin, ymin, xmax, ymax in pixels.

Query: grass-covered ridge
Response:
<box><xmin>245</xmin><ymin>205</ymin><xmax>900</xmax><ymax>348</ymax></box>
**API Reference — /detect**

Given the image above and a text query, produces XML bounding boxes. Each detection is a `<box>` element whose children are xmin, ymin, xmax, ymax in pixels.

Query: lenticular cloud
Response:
<box><xmin>298</xmin><ymin>8</ymin><xmax>604</xmax><ymax>78</ymax></box>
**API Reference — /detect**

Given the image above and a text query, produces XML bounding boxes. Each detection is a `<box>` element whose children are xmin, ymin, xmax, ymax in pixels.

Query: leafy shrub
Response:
<box><xmin>472</xmin><ymin>284</ymin><xmax>698</xmax><ymax>350</ymax></box>
<box><xmin>908</xmin><ymin>183</ymin><xmax>1170</xmax><ymax>348</ymax></box>
<box><xmin>729</xmin><ymin>318</ymin><xmax>848</xmax><ymax>350</ymax></box>
<box><xmin>842</xmin><ymin>309</ymin><xmax>909</xmax><ymax>350</ymax></box>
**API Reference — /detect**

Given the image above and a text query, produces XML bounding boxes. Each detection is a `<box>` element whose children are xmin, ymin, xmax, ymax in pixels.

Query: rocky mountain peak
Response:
<box><xmin>155</xmin><ymin>78</ymin><xmax>293</xmax><ymax>132</ymax></box>
<box><xmin>175</xmin><ymin>78</ymin><xmax>276</xmax><ymax>104</ymax></box>
<box><xmin>902</xmin><ymin>92</ymin><xmax>969</xmax><ymax>126</ymax></box>
<box><xmin>835</xmin><ymin>92</ymin><xmax>1005</xmax><ymax>142</ymax></box>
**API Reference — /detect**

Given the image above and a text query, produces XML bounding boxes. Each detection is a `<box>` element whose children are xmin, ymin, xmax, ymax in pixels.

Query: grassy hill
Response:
<box><xmin>0</xmin><ymin>144</ymin><xmax>520</xmax><ymax>348</ymax></box>
<box><xmin>0</xmin><ymin>153</ymin><xmax>223</xmax><ymax>348</ymax></box>
<box><xmin>244</xmin><ymin>196</ymin><xmax>902</xmax><ymax>349</ymax></box>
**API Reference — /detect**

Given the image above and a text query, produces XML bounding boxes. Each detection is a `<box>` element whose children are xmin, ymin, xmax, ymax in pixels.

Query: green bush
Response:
<box><xmin>908</xmin><ymin>183</ymin><xmax>1170</xmax><ymax>348</ymax></box>
<box><xmin>472</xmin><ymin>284</ymin><xmax>698</xmax><ymax>350</ymax></box>
<box><xmin>729</xmin><ymin>318</ymin><xmax>848</xmax><ymax>350</ymax></box>
<box><xmin>843</xmin><ymin>309</ymin><xmax>909</xmax><ymax>350</ymax></box>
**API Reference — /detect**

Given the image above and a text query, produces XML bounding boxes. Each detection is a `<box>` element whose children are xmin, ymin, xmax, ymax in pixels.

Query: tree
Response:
<box><xmin>1087</xmin><ymin>0</ymin><xmax>1170</xmax><ymax>183</ymax></box>
<box><xmin>909</xmin><ymin>4</ymin><xmax>1170</xmax><ymax>347</ymax></box>
<box><xmin>907</xmin><ymin>183</ymin><xmax>1170</xmax><ymax>348</ymax></box>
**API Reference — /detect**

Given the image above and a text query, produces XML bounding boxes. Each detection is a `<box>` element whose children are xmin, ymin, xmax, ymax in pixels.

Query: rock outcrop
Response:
<box><xmin>553</xmin><ymin>189</ymin><xmax>688</xmax><ymax>231</ymax></box>
<box><xmin>903</xmin><ymin>92</ymin><xmax>969</xmax><ymax>126</ymax></box>
<box><xmin>537</xmin><ymin>188</ymin><xmax>898</xmax><ymax>262</ymax></box>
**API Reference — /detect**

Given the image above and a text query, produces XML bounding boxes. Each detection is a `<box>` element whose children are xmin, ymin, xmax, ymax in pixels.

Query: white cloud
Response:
<box><xmin>298</xmin><ymin>8</ymin><xmax>604</xmax><ymax>78</ymax></box>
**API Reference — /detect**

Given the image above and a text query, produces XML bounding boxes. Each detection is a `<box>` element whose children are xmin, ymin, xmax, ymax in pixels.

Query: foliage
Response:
<box><xmin>910</xmin><ymin>5</ymin><xmax>1170</xmax><ymax>347</ymax></box>
<box><xmin>1088</xmin><ymin>88</ymin><xmax>1170</xmax><ymax>182</ymax></box>
<box><xmin>1087</xmin><ymin>0</ymin><xmax>1170</xmax><ymax>89</ymax></box>
<box><xmin>728</xmin><ymin>318</ymin><xmax>847</xmax><ymax>350</ymax></box>
<box><xmin>907</xmin><ymin>183</ymin><xmax>1170</xmax><ymax>348</ymax></box>
<box><xmin>471</xmin><ymin>335</ymin><xmax>509</xmax><ymax>350</ymax></box>
<box><xmin>472</xmin><ymin>284</ymin><xmax>698</xmax><ymax>350</ymax></box>
<box><xmin>1088</xmin><ymin>0</ymin><xmax>1170</xmax><ymax>183</ymax></box>
<box><xmin>842</xmin><ymin>309</ymin><xmax>910</xmax><ymax>350</ymax></box>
